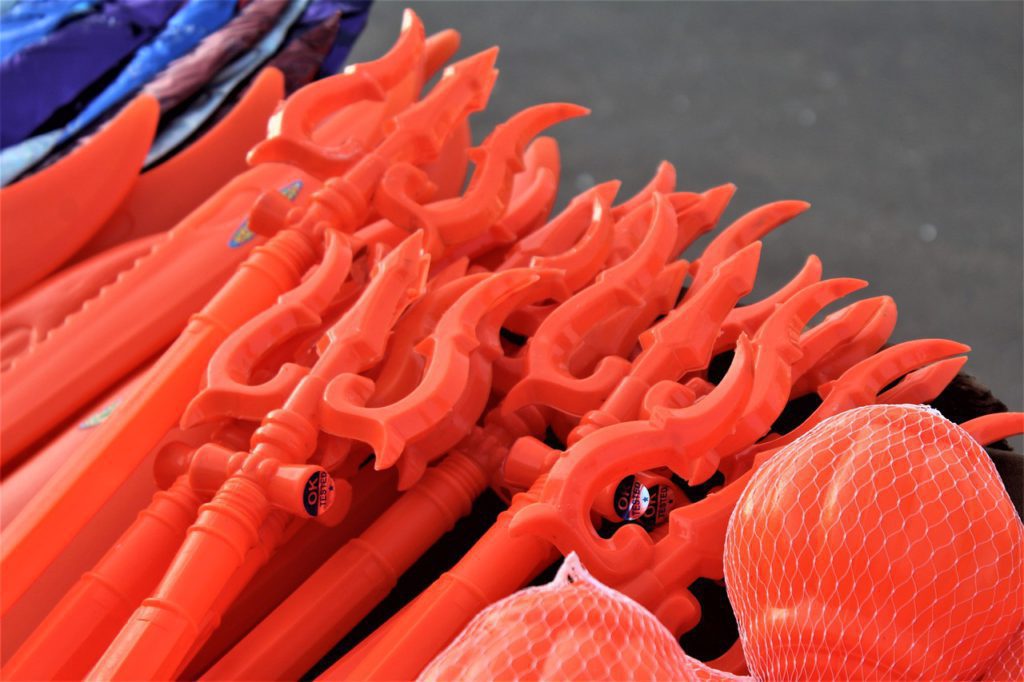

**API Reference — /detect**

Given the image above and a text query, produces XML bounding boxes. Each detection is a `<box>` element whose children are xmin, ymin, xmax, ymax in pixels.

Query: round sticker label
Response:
<box><xmin>614</xmin><ymin>475</ymin><xmax>651</xmax><ymax>521</ymax></box>
<box><xmin>303</xmin><ymin>470</ymin><xmax>335</xmax><ymax>517</ymax></box>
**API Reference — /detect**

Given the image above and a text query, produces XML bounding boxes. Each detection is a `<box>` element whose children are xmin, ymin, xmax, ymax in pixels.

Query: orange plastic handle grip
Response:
<box><xmin>87</xmin><ymin>474</ymin><xmax>272</xmax><ymax>680</ymax></box>
<box><xmin>328</xmin><ymin>481</ymin><xmax>559</xmax><ymax>681</ymax></box>
<box><xmin>1</xmin><ymin>227</ymin><xmax>318</xmax><ymax>616</ymax></box>
<box><xmin>182</xmin><ymin>466</ymin><xmax>398</xmax><ymax>679</ymax></box>
<box><xmin>207</xmin><ymin>448</ymin><xmax>492</xmax><ymax>681</ymax></box>
<box><xmin>4</xmin><ymin>478</ymin><xmax>200</xmax><ymax>680</ymax></box>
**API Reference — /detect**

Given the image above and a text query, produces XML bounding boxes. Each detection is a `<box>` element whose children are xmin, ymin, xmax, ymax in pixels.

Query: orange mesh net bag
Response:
<box><xmin>418</xmin><ymin>553</ymin><xmax>742</xmax><ymax>682</ymax></box>
<box><xmin>982</xmin><ymin>624</ymin><xmax>1024</xmax><ymax>681</ymax></box>
<box><xmin>723</xmin><ymin>403</ymin><xmax>1024</xmax><ymax>681</ymax></box>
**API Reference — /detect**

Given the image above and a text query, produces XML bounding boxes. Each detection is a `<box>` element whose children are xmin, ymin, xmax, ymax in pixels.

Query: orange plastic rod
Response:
<box><xmin>183</xmin><ymin>466</ymin><xmax>399</xmax><ymax>678</ymax></box>
<box><xmin>323</xmin><ymin>482</ymin><xmax>560</xmax><ymax>682</ymax></box>
<box><xmin>206</xmin><ymin>435</ymin><xmax>538</xmax><ymax>681</ymax></box>
<box><xmin>0</xmin><ymin>96</ymin><xmax>158</xmax><ymax>301</ymax></box>
<box><xmin>2</xmin><ymin>477</ymin><xmax>201</xmax><ymax>681</ymax></box>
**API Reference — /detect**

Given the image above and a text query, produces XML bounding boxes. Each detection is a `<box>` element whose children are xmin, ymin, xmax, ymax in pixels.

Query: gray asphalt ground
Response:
<box><xmin>351</xmin><ymin>1</ymin><xmax>1024</xmax><ymax>412</ymax></box>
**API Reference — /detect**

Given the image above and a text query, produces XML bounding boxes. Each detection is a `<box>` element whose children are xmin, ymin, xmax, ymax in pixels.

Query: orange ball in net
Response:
<box><xmin>724</xmin><ymin>404</ymin><xmax>1023</xmax><ymax>681</ymax></box>
<box><xmin>419</xmin><ymin>553</ymin><xmax>740</xmax><ymax>682</ymax></box>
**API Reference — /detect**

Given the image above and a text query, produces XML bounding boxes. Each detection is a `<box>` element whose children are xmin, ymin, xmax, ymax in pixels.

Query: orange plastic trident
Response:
<box><xmin>7</xmin><ymin>47</ymin><xmax>591</xmax><ymax>682</ymax></box>
<box><xmin>199</xmin><ymin>177</ymin><xmax>634</xmax><ymax>680</ymax></box>
<box><xmin>82</xmin><ymin>229</ymin><xmax>430</xmax><ymax>681</ymax></box>
<box><xmin>510</xmin><ymin>336</ymin><xmax>970</xmax><ymax>673</ymax></box>
<box><xmin>0</xmin><ymin>10</ymin><xmax>493</xmax><ymax>621</ymax></box>
<box><xmin>0</xmin><ymin>17</ymin><xmax>433</xmax><ymax>468</ymax></box>
<box><xmin>322</xmin><ymin>190</ymin><xmax>848</xmax><ymax>681</ymax></box>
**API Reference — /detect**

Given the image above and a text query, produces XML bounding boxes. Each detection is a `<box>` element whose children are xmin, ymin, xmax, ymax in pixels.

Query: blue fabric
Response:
<box><xmin>0</xmin><ymin>0</ymin><xmax>183</xmax><ymax>149</ymax></box>
<box><xmin>0</xmin><ymin>0</ymin><xmax>235</xmax><ymax>185</ymax></box>
<box><xmin>0</xmin><ymin>129</ymin><xmax>60</xmax><ymax>186</ymax></box>
<box><xmin>144</xmin><ymin>0</ymin><xmax>311</xmax><ymax>167</ymax></box>
<box><xmin>0</xmin><ymin>0</ymin><xmax>96</xmax><ymax>62</ymax></box>
<box><xmin>68</xmin><ymin>0</ymin><xmax>236</xmax><ymax>137</ymax></box>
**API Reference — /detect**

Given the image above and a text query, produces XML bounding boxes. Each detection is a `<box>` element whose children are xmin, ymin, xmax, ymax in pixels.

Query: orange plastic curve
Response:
<box><xmin>0</xmin><ymin>233</ymin><xmax>161</xmax><ymax>376</ymax></box>
<box><xmin>0</xmin><ymin>11</ymin><xmax>463</xmax><ymax>613</ymax></box>
<box><xmin>0</xmin><ymin>96</ymin><xmax>158</xmax><ymax>301</ymax></box>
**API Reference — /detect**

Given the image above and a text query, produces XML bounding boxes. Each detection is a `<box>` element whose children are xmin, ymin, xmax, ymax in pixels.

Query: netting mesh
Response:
<box><xmin>982</xmin><ymin>624</ymin><xmax>1023</xmax><ymax>681</ymax></box>
<box><xmin>723</xmin><ymin>404</ymin><xmax>1024</xmax><ymax>681</ymax></box>
<box><xmin>418</xmin><ymin>553</ymin><xmax>744</xmax><ymax>682</ymax></box>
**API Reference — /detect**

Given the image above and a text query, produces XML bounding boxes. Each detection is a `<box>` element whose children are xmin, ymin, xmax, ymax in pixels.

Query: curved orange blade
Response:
<box><xmin>1</xmin><ymin>96</ymin><xmax>158</xmax><ymax>301</ymax></box>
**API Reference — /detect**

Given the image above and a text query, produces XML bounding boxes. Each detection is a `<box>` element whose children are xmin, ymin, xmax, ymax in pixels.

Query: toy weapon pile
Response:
<box><xmin>1</xmin><ymin>9</ymin><xmax>1020</xmax><ymax>681</ymax></box>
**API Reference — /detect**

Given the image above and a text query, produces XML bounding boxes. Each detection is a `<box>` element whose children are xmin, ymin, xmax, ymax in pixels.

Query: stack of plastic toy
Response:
<box><xmin>1</xmin><ymin>9</ymin><xmax>1021</xmax><ymax>682</ymax></box>
<box><xmin>1</xmin><ymin>0</ymin><xmax>372</xmax><ymax>301</ymax></box>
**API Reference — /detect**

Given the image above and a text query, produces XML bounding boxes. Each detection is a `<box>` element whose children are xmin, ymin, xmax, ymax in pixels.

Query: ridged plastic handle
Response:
<box><xmin>87</xmin><ymin>475</ymin><xmax>270</xmax><ymax>681</ymax></box>
<box><xmin>206</xmin><ymin>449</ymin><xmax>491</xmax><ymax>681</ymax></box>
<box><xmin>332</xmin><ymin>481</ymin><xmax>559</xmax><ymax>681</ymax></box>
<box><xmin>4</xmin><ymin>478</ymin><xmax>200</xmax><ymax>680</ymax></box>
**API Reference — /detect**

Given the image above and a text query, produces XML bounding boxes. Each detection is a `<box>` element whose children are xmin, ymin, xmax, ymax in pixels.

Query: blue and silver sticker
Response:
<box><xmin>228</xmin><ymin>179</ymin><xmax>304</xmax><ymax>248</ymax></box>
<box><xmin>614</xmin><ymin>475</ymin><xmax>651</xmax><ymax>521</ymax></box>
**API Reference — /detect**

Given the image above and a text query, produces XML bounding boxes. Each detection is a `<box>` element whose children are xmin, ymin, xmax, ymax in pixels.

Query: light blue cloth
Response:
<box><xmin>0</xmin><ymin>129</ymin><xmax>60</xmax><ymax>185</ymax></box>
<box><xmin>145</xmin><ymin>0</ymin><xmax>311</xmax><ymax>167</ymax></box>
<box><xmin>0</xmin><ymin>0</ymin><xmax>235</xmax><ymax>186</ymax></box>
<box><xmin>0</xmin><ymin>0</ymin><xmax>95</xmax><ymax>62</ymax></box>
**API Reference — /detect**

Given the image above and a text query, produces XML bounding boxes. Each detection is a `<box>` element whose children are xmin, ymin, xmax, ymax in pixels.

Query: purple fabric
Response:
<box><xmin>143</xmin><ymin>0</ymin><xmax>286</xmax><ymax>112</ymax></box>
<box><xmin>318</xmin><ymin>0</ymin><xmax>370</xmax><ymax>76</ymax></box>
<box><xmin>279</xmin><ymin>0</ymin><xmax>370</xmax><ymax>77</ymax></box>
<box><xmin>0</xmin><ymin>0</ymin><xmax>183</xmax><ymax>149</ymax></box>
<box><xmin>269</xmin><ymin>10</ymin><xmax>340</xmax><ymax>94</ymax></box>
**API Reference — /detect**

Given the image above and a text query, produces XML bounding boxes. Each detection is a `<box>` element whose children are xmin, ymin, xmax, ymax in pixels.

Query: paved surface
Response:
<box><xmin>351</xmin><ymin>1</ymin><xmax>1023</xmax><ymax>410</ymax></box>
